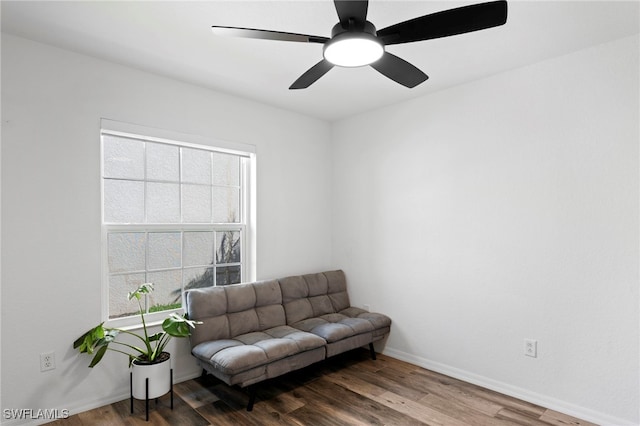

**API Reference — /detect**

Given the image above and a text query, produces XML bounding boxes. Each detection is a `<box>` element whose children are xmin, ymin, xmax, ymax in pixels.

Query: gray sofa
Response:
<box><xmin>184</xmin><ymin>270</ymin><xmax>391</xmax><ymax>410</ymax></box>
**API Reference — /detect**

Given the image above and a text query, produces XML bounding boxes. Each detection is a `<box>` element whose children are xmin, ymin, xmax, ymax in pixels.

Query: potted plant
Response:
<box><xmin>73</xmin><ymin>283</ymin><xmax>200</xmax><ymax>401</ymax></box>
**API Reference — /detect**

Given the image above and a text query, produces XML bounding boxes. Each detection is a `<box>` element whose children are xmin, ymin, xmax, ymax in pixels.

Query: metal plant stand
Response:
<box><xmin>130</xmin><ymin>368</ymin><xmax>174</xmax><ymax>421</ymax></box>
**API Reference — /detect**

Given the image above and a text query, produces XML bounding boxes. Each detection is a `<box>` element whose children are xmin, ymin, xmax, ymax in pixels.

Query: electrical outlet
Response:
<box><xmin>524</xmin><ymin>339</ymin><xmax>537</xmax><ymax>358</ymax></box>
<box><xmin>40</xmin><ymin>352</ymin><xmax>56</xmax><ymax>371</ymax></box>
<box><xmin>363</xmin><ymin>304</ymin><xmax>370</xmax><ymax>312</ymax></box>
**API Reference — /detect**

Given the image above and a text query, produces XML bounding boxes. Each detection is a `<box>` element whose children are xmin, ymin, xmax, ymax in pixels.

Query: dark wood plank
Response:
<box><xmin>196</xmin><ymin>398</ymin><xmax>298</xmax><ymax>426</ymax></box>
<box><xmin>420</xmin><ymin>393</ymin><xmax>523</xmax><ymax>426</ymax></box>
<box><xmin>496</xmin><ymin>407</ymin><xmax>564</xmax><ymax>426</ymax></box>
<box><xmin>539</xmin><ymin>409</ymin><xmax>599</xmax><ymax>426</ymax></box>
<box><xmin>328</xmin><ymin>360</ymin><xmax>519</xmax><ymax>426</ymax></box>
<box><xmin>256</xmin><ymin>381</ymin><xmax>307</xmax><ymax>414</ymax></box>
<box><xmin>304</xmin><ymin>375</ymin><xmax>428</xmax><ymax>425</ymax></box>
<box><xmin>378</xmin><ymin>365</ymin><xmax>506</xmax><ymax>416</ymax></box>
<box><xmin>409</xmin><ymin>366</ymin><xmax>547</xmax><ymax>418</ymax></box>
<box><xmin>112</xmin><ymin>394</ymin><xmax>209</xmax><ymax>426</ymax></box>
<box><xmin>287</xmin><ymin>401</ymin><xmax>360</xmax><ymax>426</ymax></box>
<box><xmin>332</xmin><ymin>363</ymin><xmax>427</xmax><ymax>401</ymax></box>
<box><xmin>173</xmin><ymin>376</ymin><xmax>220</xmax><ymax>409</ymax></box>
<box><xmin>71</xmin><ymin>405</ymin><xmax>122</xmax><ymax>426</ymax></box>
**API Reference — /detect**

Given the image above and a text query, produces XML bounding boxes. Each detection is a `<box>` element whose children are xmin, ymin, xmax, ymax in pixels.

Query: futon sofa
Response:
<box><xmin>184</xmin><ymin>270</ymin><xmax>391</xmax><ymax>410</ymax></box>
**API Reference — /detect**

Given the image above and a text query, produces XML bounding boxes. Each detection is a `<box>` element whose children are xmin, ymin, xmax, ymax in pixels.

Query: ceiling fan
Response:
<box><xmin>211</xmin><ymin>0</ymin><xmax>507</xmax><ymax>90</ymax></box>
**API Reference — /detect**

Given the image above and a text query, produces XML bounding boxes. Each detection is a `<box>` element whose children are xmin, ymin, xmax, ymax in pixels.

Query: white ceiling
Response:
<box><xmin>2</xmin><ymin>1</ymin><xmax>638</xmax><ymax>121</ymax></box>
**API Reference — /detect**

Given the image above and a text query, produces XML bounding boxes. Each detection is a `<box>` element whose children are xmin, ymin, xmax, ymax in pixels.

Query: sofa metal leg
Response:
<box><xmin>369</xmin><ymin>343</ymin><xmax>377</xmax><ymax>360</ymax></box>
<box><xmin>247</xmin><ymin>386</ymin><xmax>257</xmax><ymax>411</ymax></box>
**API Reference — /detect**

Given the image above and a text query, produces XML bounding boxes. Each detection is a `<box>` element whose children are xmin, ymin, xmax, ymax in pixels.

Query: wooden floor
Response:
<box><xmin>52</xmin><ymin>349</ymin><xmax>597</xmax><ymax>425</ymax></box>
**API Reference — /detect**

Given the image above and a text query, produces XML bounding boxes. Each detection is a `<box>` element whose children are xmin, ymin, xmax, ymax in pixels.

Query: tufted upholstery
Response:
<box><xmin>185</xmin><ymin>270</ymin><xmax>391</xmax><ymax>390</ymax></box>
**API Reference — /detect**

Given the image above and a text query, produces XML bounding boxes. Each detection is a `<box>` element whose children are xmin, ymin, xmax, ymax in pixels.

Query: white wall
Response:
<box><xmin>1</xmin><ymin>34</ymin><xmax>332</xmax><ymax>422</ymax></box>
<box><xmin>332</xmin><ymin>35</ymin><xmax>639</xmax><ymax>425</ymax></box>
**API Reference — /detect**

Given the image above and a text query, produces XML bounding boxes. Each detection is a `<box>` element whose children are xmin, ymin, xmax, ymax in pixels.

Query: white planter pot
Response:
<box><xmin>131</xmin><ymin>352</ymin><xmax>172</xmax><ymax>400</ymax></box>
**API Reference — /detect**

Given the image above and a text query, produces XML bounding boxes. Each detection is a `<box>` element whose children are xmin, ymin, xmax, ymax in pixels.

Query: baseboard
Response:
<box><xmin>382</xmin><ymin>347</ymin><xmax>635</xmax><ymax>426</ymax></box>
<box><xmin>1</xmin><ymin>370</ymin><xmax>203</xmax><ymax>426</ymax></box>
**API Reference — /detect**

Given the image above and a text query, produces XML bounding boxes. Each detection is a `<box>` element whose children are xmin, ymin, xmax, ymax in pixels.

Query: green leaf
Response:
<box><xmin>88</xmin><ymin>345</ymin><xmax>108</xmax><ymax>368</ymax></box>
<box><xmin>148</xmin><ymin>332</ymin><xmax>163</xmax><ymax>342</ymax></box>
<box><xmin>104</xmin><ymin>329</ymin><xmax>119</xmax><ymax>342</ymax></box>
<box><xmin>162</xmin><ymin>313</ymin><xmax>201</xmax><ymax>337</ymax></box>
<box><xmin>128</xmin><ymin>282</ymin><xmax>154</xmax><ymax>301</ymax></box>
<box><xmin>73</xmin><ymin>324</ymin><xmax>106</xmax><ymax>354</ymax></box>
<box><xmin>73</xmin><ymin>332</ymin><xmax>89</xmax><ymax>349</ymax></box>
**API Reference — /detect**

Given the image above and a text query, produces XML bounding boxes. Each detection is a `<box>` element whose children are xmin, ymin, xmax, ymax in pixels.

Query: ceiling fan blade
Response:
<box><xmin>377</xmin><ymin>0</ymin><xmax>507</xmax><ymax>45</ymax></box>
<box><xmin>370</xmin><ymin>52</ymin><xmax>428</xmax><ymax>88</ymax></box>
<box><xmin>334</xmin><ymin>0</ymin><xmax>369</xmax><ymax>29</ymax></box>
<box><xmin>211</xmin><ymin>26</ymin><xmax>328</xmax><ymax>43</ymax></box>
<box><xmin>289</xmin><ymin>59</ymin><xmax>334</xmax><ymax>90</ymax></box>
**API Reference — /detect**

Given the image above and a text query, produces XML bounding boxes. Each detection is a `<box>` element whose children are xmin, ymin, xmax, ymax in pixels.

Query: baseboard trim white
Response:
<box><xmin>382</xmin><ymin>347</ymin><xmax>636</xmax><ymax>426</ymax></box>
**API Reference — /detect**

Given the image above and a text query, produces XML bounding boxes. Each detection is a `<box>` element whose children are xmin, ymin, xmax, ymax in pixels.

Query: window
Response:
<box><xmin>101</xmin><ymin>120</ymin><xmax>255</xmax><ymax>323</ymax></box>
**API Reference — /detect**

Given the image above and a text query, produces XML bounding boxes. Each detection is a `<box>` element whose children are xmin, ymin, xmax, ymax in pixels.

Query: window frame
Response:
<box><xmin>100</xmin><ymin>119</ymin><xmax>256</xmax><ymax>328</ymax></box>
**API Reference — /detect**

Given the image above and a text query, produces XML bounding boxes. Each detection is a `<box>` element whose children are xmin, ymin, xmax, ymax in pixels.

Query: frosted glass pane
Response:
<box><xmin>184</xmin><ymin>232</ymin><xmax>214</xmax><ymax>267</ymax></box>
<box><xmin>213</xmin><ymin>153</ymin><xmax>240</xmax><ymax>186</ymax></box>
<box><xmin>109</xmin><ymin>273</ymin><xmax>145</xmax><ymax>319</ymax></box>
<box><xmin>108</xmin><ymin>233</ymin><xmax>146</xmax><ymax>273</ymax></box>
<box><xmin>184</xmin><ymin>267</ymin><xmax>214</xmax><ymax>290</ymax></box>
<box><xmin>148</xmin><ymin>232</ymin><xmax>181</xmax><ymax>270</ymax></box>
<box><xmin>212</xmin><ymin>187</ymin><xmax>239</xmax><ymax>223</ymax></box>
<box><xmin>103</xmin><ymin>135</ymin><xmax>144</xmax><ymax>179</ymax></box>
<box><xmin>147</xmin><ymin>143</ymin><xmax>179</xmax><ymax>182</ymax></box>
<box><xmin>182</xmin><ymin>148</ymin><xmax>211</xmax><ymax>184</ymax></box>
<box><xmin>104</xmin><ymin>179</ymin><xmax>144</xmax><ymax>223</ymax></box>
<box><xmin>182</xmin><ymin>184</ymin><xmax>211</xmax><ymax>223</ymax></box>
<box><xmin>146</xmin><ymin>182</ymin><xmax>180</xmax><ymax>223</ymax></box>
<box><xmin>216</xmin><ymin>266</ymin><xmax>241</xmax><ymax>286</ymax></box>
<box><xmin>216</xmin><ymin>231</ymin><xmax>240</xmax><ymax>264</ymax></box>
<box><xmin>146</xmin><ymin>269</ymin><xmax>182</xmax><ymax>311</ymax></box>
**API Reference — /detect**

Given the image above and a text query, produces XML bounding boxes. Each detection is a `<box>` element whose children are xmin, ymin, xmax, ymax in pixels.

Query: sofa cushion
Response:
<box><xmin>254</xmin><ymin>280</ymin><xmax>282</xmax><ymax>306</ymax></box>
<box><xmin>190</xmin><ymin>315</ymin><xmax>230</xmax><ymax>347</ymax></box>
<box><xmin>340</xmin><ymin>307</ymin><xmax>392</xmax><ymax>330</ymax></box>
<box><xmin>283</xmin><ymin>298</ymin><xmax>313</xmax><ymax>324</ymax></box>
<box><xmin>304</xmin><ymin>272</ymin><xmax>328</xmax><ymax>296</ymax></box>
<box><xmin>308</xmin><ymin>295</ymin><xmax>334</xmax><ymax>317</ymax></box>
<box><xmin>325</xmin><ymin>270</ymin><xmax>351</xmax><ymax>311</ymax></box>
<box><xmin>191</xmin><ymin>325</ymin><xmax>326</xmax><ymax>375</ymax></box>
<box><xmin>228</xmin><ymin>309</ymin><xmax>260</xmax><ymax>337</ymax></box>
<box><xmin>193</xmin><ymin>342</ymin><xmax>266</xmax><ymax>376</ymax></box>
<box><xmin>186</xmin><ymin>280</ymin><xmax>288</xmax><ymax>347</ymax></box>
<box><xmin>256</xmin><ymin>305</ymin><xmax>286</xmax><ymax>330</ymax></box>
<box><xmin>225</xmin><ymin>283</ymin><xmax>256</xmax><ymax>312</ymax></box>
<box><xmin>280</xmin><ymin>275</ymin><xmax>308</xmax><ymax>301</ymax></box>
<box><xmin>185</xmin><ymin>286</ymin><xmax>227</xmax><ymax>319</ymax></box>
<box><xmin>281</xmin><ymin>272</ymin><xmax>345</xmax><ymax>323</ymax></box>
<box><xmin>281</xmin><ymin>275</ymin><xmax>313</xmax><ymax>322</ymax></box>
<box><xmin>291</xmin><ymin>313</ymin><xmax>374</xmax><ymax>343</ymax></box>
<box><xmin>185</xmin><ymin>286</ymin><xmax>230</xmax><ymax>347</ymax></box>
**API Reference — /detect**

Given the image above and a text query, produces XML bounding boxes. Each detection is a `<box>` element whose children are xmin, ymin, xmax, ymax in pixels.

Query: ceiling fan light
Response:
<box><xmin>323</xmin><ymin>35</ymin><xmax>384</xmax><ymax>67</ymax></box>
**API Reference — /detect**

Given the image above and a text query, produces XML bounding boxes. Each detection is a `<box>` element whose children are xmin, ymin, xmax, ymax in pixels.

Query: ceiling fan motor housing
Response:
<box><xmin>331</xmin><ymin>20</ymin><xmax>377</xmax><ymax>38</ymax></box>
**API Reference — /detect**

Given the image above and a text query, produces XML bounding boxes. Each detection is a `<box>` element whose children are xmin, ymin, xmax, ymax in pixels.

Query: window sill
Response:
<box><xmin>105</xmin><ymin>308</ymin><xmax>184</xmax><ymax>331</ymax></box>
